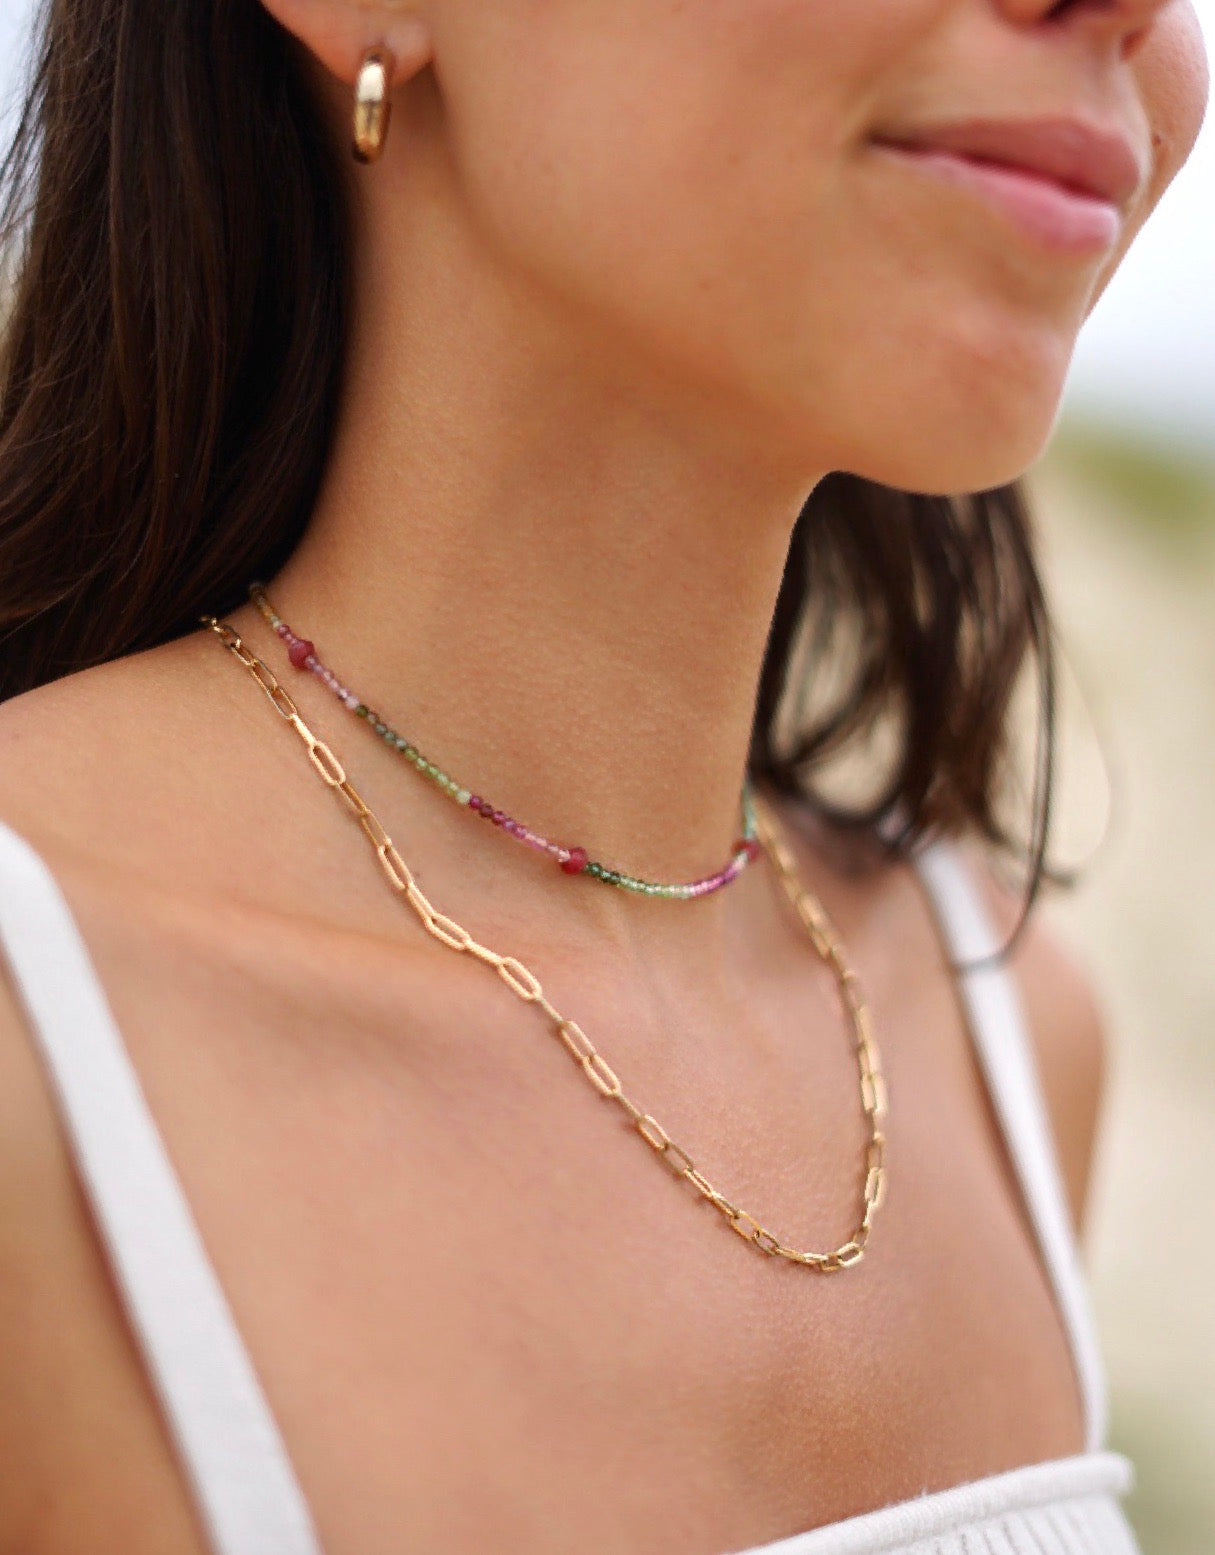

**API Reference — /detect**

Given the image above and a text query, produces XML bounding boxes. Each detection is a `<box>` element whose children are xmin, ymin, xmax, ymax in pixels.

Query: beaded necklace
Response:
<box><xmin>201</xmin><ymin>611</ymin><xmax>888</xmax><ymax>1268</ymax></box>
<box><xmin>248</xmin><ymin>582</ymin><xmax>760</xmax><ymax>899</ymax></box>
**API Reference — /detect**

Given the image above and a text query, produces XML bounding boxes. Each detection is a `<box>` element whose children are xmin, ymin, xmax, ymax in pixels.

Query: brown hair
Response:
<box><xmin>0</xmin><ymin>0</ymin><xmax>1066</xmax><ymax>954</ymax></box>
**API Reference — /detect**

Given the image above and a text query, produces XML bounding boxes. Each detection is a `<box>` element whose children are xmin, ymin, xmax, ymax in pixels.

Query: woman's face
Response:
<box><xmin>425</xmin><ymin>0</ymin><xmax>1208</xmax><ymax>492</ymax></box>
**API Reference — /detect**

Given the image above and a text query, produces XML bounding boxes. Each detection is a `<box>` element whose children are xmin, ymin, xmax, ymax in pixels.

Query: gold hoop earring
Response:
<box><xmin>352</xmin><ymin>46</ymin><xmax>394</xmax><ymax>164</ymax></box>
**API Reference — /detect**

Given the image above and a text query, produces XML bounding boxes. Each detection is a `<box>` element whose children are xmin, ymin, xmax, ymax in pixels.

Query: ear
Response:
<box><xmin>255</xmin><ymin>0</ymin><xmax>433</xmax><ymax>87</ymax></box>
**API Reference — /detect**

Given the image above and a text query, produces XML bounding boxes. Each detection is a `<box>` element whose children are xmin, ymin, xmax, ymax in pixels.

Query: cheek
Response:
<box><xmin>433</xmin><ymin>0</ymin><xmax>954</xmax><ymax>366</ymax></box>
<box><xmin>1141</xmin><ymin>1</ymin><xmax>1210</xmax><ymax>182</ymax></box>
<box><xmin>791</xmin><ymin>183</ymin><xmax>1083</xmax><ymax>491</ymax></box>
<box><xmin>432</xmin><ymin>0</ymin><xmax>1161</xmax><ymax>493</ymax></box>
<box><xmin>1087</xmin><ymin>4</ymin><xmax>1210</xmax><ymax>311</ymax></box>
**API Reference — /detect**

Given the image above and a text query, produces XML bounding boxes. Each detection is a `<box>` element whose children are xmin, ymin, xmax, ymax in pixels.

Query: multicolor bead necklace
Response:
<box><xmin>202</xmin><ymin>611</ymin><xmax>888</xmax><ymax>1269</ymax></box>
<box><xmin>248</xmin><ymin>582</ymin><xmax>761</xmax><ymax>899</ymax></box>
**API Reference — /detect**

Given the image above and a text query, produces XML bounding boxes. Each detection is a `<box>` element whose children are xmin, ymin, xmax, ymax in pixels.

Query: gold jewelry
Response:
<box><xmin>352</xmin><ymin>46</ymin><xmax>394</xmax><ymax>164</ymax></box>
<box><xmin>200</xmin><ymin>615</ymin><xmax>889</xmax><ymax>1269</ymax></box>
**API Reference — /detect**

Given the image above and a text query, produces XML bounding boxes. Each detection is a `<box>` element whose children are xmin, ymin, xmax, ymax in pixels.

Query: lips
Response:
<box><xmin>871</xmin><ymin>115</ymin><xmax>1146</xmax><ymax>210</ymax></box>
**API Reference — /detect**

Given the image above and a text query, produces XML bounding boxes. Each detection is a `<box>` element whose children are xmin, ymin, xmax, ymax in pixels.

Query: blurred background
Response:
<box><xmin>1023</xmin><ymin>4</ymin><xmax>1215</xmax><ymax>1532</ymax></box>
<box><xmin>1</xmin><ymin>2</ymin><xmax>1212</xmax><ymax>1550</ymax></box>
<box><xmin>1026</xmin><ymin>8</ymin><xmax>1215</xmax><ymax>1550</ymax></box>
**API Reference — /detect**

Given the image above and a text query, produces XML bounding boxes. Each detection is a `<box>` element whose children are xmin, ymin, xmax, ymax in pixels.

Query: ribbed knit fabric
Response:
<box><xmin>729</xmin><ymin>1451</ymin><xmax>1137</xmax><ymax>1554</ymax></box>
<box><xmin>0</xmin><ymin>815</ymin><xmax>1142</xmax><ymax>1555</ymax></box>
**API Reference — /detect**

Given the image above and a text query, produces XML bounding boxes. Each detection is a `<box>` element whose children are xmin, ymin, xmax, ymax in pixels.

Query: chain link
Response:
<box><xmin>201</xmin><ymin>613</ymin><xmax>889</xmax><ymax>1269</ymax></box>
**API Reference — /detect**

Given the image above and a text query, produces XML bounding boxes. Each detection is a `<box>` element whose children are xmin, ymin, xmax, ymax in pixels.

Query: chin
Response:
<box><xmin>858</xmin><ymin>419</ymin><xmax>1059</xmax><ymax>495</ymax></box>
<box><xmin>795</xmin><ymin>333</ymin><xmax>1073</xmax><ymax>495</ymax></box>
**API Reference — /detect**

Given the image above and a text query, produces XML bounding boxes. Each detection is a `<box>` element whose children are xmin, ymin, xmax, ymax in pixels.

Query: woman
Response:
<box><xmin>0</xmin><ymin>0</ymin><xmax>1207</xmax><ymax>1551</ymax></box>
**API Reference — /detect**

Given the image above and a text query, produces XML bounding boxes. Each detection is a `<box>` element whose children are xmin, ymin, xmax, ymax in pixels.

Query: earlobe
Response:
<box><xmin>254</xmin><ymin>0</ymin><xmax>432</xmax><ymax>88</ymax></box>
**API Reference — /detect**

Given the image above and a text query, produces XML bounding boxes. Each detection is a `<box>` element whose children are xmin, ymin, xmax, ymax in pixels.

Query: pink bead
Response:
<box><xmin>288</xmin><ymin>637</ymin><xmax>315</xmax><ymax>669</ymax></box>
<box><xmin>561</xmin><ymin>846</ymin><xmax>588</xmax><ymax>875</ymax></box>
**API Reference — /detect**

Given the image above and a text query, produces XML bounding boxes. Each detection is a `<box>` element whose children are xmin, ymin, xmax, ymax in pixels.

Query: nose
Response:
<box><xmin>995</xmin><ymin>0</ymin><xmax>1177</xmax><ymax>55</ymax></box>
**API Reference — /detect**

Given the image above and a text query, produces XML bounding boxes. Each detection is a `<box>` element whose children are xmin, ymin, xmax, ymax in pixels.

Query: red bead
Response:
<box><xmin>561</xmin><ymin>846</ymin><xmax>588</xmax><ymax>875</ymax></box>
<box><xmin>287</xmin><ymin>637</ymin><xmax>315</xmax><ymax>669</ymax></box>
<box><xmin>735</xmin><ymin>837</ymin><xmax>760</xmax><ymax>861</ymax></box>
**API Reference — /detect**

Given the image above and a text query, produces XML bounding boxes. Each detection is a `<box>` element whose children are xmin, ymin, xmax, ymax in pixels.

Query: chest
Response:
<box><xmin>20</xmin><ymin>889</ymin><xmax>1088</xmax><ymax>1555</ymax></box>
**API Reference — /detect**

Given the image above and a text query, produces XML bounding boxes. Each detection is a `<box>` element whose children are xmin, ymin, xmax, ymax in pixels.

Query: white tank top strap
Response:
<box><xmin>907</xmin><ymin>830</ymin><xmax>1109</xmax><ymax>1454</ymax></box>
<box><xmin>0</xmin><ymin>816</ymin><xmax>322</xmax><ymax>1555</ymax></box>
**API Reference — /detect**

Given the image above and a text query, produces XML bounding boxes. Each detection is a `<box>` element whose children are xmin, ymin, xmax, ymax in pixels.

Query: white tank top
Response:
<box><xmin>0</xmin><ymin>815</ymin><xmax>1140</xmax><ymax>1555</ymax></box>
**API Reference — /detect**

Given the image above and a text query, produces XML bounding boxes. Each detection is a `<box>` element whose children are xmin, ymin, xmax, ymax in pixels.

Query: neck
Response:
<box><xmin>247</xmin><ymin>171</ymin><xmax>825</xmax><ymax>957</ymax></box>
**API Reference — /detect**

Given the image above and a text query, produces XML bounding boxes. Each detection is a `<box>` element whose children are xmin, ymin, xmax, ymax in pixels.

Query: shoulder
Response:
<box><xmin>0</xmin><ymin>621</ymin><xmax>277</xmax><ymax>896</ymax></box>
<box><xmin>0</xmin><ymin>680</ymin><xmax>101</xmax><ymax>1288</ymax></box>
<box><xmin>0</xmin><ymin>815</ymin><xmax>97</xmax><ymax>1542</ymax></box>
<box><xmin>952</xmin><ymin>834</ymin><xmax>1111</xmax><ymax>1245</ymax></box>
<box><xmin>0</xmin><ymin>637</ymin><xmax>215</xmax><ymax>844</ymax></box>
<box><xmin>0</xmin><ymin>656</ymin><xmax>227</xmax><ymax>1543</ymax></box>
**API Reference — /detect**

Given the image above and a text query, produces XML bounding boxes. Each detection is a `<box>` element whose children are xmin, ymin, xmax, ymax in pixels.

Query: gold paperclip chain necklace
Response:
<box><xmin>201</xmin><ymin>613</ymin><xmax>888</xmax><ymax>1270</ymax></box>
